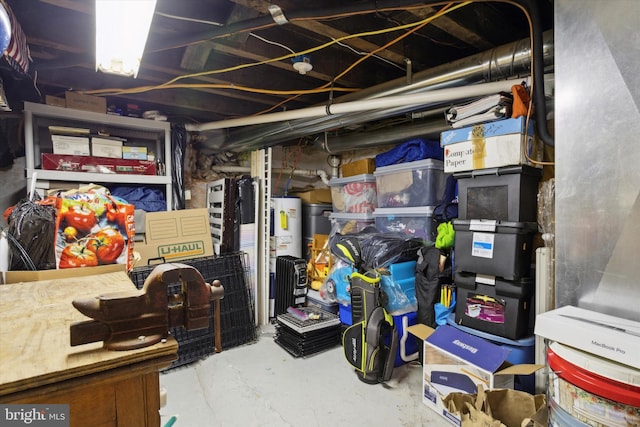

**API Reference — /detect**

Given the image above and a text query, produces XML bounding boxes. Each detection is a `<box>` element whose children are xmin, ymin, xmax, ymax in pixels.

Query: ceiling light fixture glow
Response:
<box><xmin>95</xmin><ymin>0</ymin><xmax>156</xmax><ymax>78</ymax></box>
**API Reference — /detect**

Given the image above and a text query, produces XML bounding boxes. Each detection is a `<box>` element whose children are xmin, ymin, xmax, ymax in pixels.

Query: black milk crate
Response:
<box><xmin>129</xmin><ymin>253</ymin><xmax>257</xmax><ymax>370</ymax></box>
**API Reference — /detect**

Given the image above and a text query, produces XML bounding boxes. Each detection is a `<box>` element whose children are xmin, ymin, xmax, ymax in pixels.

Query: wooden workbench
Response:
<box><xmin>0</xmin><ymin>271</ymin><xmax>178</xmax><ymax>427</ymax></box>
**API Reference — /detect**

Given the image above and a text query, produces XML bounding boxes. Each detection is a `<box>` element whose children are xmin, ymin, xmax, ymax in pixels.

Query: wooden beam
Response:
<box><xmin>229</xmin><ymin>0</ymin><xmax>407</xmax><ymax>65</ymax></box>
<box><xmin>407</xmin><ymin>7</ymin><xmax>493</xmax><ymax>50</ymax></box>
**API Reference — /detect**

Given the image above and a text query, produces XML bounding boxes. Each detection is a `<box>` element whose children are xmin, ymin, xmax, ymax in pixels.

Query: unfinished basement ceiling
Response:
<box><xmin>4</xmin><ymin>0</ymin><xmax>553</xmax><ymax>150</ymax></box>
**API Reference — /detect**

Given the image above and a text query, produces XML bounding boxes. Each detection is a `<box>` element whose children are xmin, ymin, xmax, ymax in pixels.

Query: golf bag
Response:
<box><xmin>341</xmin><ymin>270</ymin><xmax>398</xmax><ymax>384</ymax></box>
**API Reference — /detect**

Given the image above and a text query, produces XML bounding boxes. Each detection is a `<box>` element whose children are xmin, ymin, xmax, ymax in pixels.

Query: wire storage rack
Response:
<box><xmin>129</xmin><ymin>252</ymin><xmax>257</xmax><ymax>370</ymax></box>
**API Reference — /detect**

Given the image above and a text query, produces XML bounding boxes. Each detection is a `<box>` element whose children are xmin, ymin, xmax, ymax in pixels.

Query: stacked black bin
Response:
<box><xmin>452</xmin><ymin>165</ymin><xmax>542</xmax><ymax>340</ymax></box>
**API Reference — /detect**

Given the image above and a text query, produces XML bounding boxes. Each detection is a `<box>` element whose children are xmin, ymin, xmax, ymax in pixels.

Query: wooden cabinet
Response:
<box><xmin>0</xmin><ymin>270</ymin><xmax>178</xmax><ymax>427</ymax></box>
<box><xmin>23</xmin><ymin>102</ymin><xmax>173</xmax><ymax>209</ymax></box>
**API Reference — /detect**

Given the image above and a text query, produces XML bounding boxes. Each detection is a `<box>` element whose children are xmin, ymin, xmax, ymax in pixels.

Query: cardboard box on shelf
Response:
<box><xmin>122</xmin><ymin>146</ymin><xmax>148</xmax><ymax>160</ymax></box>
<box><xmin>408</xmin><ymin>323</ymin><xmax>543</xmax><ymax>426</ymax></box>
<box><xmin>92</xmin><ymin>137</ymin><xmax>123</xmax><ymax>159</ymax></box>
<box><xmin>65</xmin><ymin>91</ymin><xmax>107</xmax><ymax>114</ymax></box>
<box><xmin>133</xmin><ymin>208</ymin><xmax>214</xmax><ymax>266</ymax></box>
<box><xmin>52</xmin><ymin>135</ymin><xmax>90</xmax><ymax>156</ymax></box>
<box><xmin>342</xmin><ymin>158</ymin><xmax>375</xmax><ymax>177</ymax></box>
<box><xmin>45</xmin><ymin>95</ymin><xmax>66</xmax><ymax>108</ymax></box>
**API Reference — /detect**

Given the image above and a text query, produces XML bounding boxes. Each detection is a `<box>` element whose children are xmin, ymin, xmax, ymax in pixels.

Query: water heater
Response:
<box><xmin>270</xmin><ymin>196</ymin><xmax>302</xmax><ymax>262</ymax></box>
<box><xmin>269</xmin><ymin>196</ymin><xmax>302</xmax><ymax>317</ymax></box>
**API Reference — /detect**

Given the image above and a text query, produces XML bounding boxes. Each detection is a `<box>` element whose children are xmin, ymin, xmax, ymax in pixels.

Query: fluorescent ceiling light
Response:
<box><xmin>95</xmin><ymin>0</ymin><xmax>156</xmax><ymax>78</ymax></box>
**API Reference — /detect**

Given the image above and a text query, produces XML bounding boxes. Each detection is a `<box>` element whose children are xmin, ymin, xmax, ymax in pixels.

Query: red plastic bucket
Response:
<box><xmin>547</xmin><ymin>342</ymin><xmax>640</xmax><ymax>426</ymax></box>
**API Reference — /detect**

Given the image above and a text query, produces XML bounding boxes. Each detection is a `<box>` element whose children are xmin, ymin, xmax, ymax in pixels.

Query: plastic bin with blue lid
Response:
<box><xmin>446</xmin><ymin>313</ymin><xmax>536</xmax><ymax>394</ymax></box>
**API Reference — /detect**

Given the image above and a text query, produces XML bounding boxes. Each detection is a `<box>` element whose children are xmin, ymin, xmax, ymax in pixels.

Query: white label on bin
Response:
<box><xmin>472</xmin><ymin>232</ymin><xmax>494</xmax><ymax>258</ymax></box>
<box><xmin>469</xmin><ymin>219</ymin><xmax>497</xmax><ymax>232</ymax></box>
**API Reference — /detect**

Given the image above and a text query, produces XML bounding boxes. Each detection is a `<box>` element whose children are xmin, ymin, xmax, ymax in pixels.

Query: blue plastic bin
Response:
<box><xmin>392</xmin><ymin>311</ymin><xmax>419</xmax><ymax>366</ymax></box>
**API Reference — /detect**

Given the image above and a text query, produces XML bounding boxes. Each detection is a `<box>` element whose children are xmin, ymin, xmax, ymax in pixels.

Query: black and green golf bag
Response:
<box><xmin>331</xmin><ymin>234</ymin><xmax>399</xmax><ymax>384</ymax></box>
<box><xmin>342</xmin><ymin>270</ymin><xmax>398</xmax><ymax>384</ymax></box>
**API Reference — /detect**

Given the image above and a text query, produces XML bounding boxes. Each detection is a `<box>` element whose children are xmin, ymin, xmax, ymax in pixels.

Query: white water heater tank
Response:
<box><xmin>270</xmin><ymin>196</ymin><xmax>302</xmax><ymax>263</ymax></box>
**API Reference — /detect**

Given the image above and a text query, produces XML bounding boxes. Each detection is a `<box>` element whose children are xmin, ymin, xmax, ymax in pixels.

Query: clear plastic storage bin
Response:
<box><xmin>329</xmin><ymin>174</ymin><xmax>377</xmax><ymax>213</ymax></box>
<box><xmin>374</xmin><ymin>158</ymin><xmax>448</xmax><ymax>208</ymax></box>
<box><xmin>373</xmin><ymin>206</ymin><xmax>435</xmax><ymax>243</ymax></box>
<box><xmin>329</xmin><ymin>212</ymin><xmax>375</xmax><ymax>237</ymax></box>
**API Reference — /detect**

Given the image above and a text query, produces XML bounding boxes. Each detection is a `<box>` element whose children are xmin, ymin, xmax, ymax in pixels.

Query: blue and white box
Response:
<box><xmin>439</xmin><ymin>117</ymin><xmax>542</xmax><ymax>173</ymax></box>
<box><xmin>408</xmin><ymin>323</ymin><xmax>542</xmax><ymax>426</ymax></box>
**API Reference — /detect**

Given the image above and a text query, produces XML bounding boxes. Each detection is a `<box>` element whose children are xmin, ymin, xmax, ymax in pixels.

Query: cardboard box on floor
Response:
<box><xmin>133</xmin><ymin>208</ymin><xmax>214</xmax><ymax>267</ymax></box>
<box><xmin>408</xmin><ymin>324</ymin><xmax>543</xmax><ymax>426</ymax></box>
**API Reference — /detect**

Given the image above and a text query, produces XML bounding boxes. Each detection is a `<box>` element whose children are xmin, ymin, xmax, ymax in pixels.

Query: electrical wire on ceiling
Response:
<box><xmin>85</xmin><ymin>2</ymin><xmax>467</xmax><ymax>99</ymax></box>
<box><xmin>139</xmin><ymin>0</ymin><xmax>555</xmax><ymax>148</ymax></box>
<box><xmin>251</xmin><ymin>2</ymin><xmax>462</xmax><ymax>116</ymax></box>
<box><xmin>188</xmin><ymin>4</ymin><xmax>441</xmax><ymax>72</ymax></box>
<box><xmin>157</xmin><ymin>10</ymin><xmax>299</xmax><ymax>56</ymax></box>
<box><xmin>331</xmin><ymin>38</ymin><xmax>406</xmax><ymax>71</ymax></box>
<box><xmin>150</xmin><ymin>2</ymin><xmax>462</xmax><ymax>52</ymax></box>
<box><xmin>83</xmin><ymin>1</ymin><xmax>554</xmax><ymax>148</ymax></box>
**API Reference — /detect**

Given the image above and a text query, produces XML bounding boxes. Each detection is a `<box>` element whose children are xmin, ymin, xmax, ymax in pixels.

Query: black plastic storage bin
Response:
<box><xmin>454</xmin><ymin>272</ymin><xmax>534</xmax><ymax>340</ymax></box>
<box><xmin>453</xmin><ymin>219</ymin><xmax>537</xmax><ymax>280</ymax></box>
<box><xmin>454</xmin><ymin>165</ymin><xmax>542</xmax><ymax>222</ymax></box>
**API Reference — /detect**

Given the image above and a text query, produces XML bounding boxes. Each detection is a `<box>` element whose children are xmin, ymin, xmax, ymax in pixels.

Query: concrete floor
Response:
<box><xmin>159</xmin><ymin>324</ymin><xmax>451</xmax><ymax>427</ymax></box>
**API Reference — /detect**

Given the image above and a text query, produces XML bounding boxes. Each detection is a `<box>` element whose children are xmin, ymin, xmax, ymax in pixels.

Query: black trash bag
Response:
<box><xmin>330</xmin><ymin>226</ymin><xmax>422</xmax><ymax>271</ymax></box>
<box><xmin>360</xmin><ymin>232</ymin><xmax>422</xmax><ymax>270</ymax></box>
<box><xmin>6</xmin><ymin>197</ymin><xmax>57</xmax><ymax>271</ymax></box>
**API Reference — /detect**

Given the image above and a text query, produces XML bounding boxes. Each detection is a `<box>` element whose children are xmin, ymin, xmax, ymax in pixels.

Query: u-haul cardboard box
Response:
<box><xmin>133</xmin><ymin>208</ymin><xmax>214</xmax><ymax>266</ymax></box>
<box><xmin>408</xmin><ymin>324</ymin><xmax>542</xmax><ymax>426</ymax></box>
<box><xmin>440</xmin><ymin>117</ymin><xmax>543</xmax><ymax>173</ymax></box>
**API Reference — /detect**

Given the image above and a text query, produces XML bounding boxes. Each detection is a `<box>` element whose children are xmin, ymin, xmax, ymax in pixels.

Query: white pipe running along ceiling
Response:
<box><xmin>186</xmin><ymin>77</ymin><xmax>528</xmax><ymax>132</ymax></box>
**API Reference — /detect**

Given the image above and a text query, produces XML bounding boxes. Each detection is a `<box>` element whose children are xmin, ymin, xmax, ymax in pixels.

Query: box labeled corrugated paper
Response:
<box><xmin>134</xmin><ymin>208</ymin><xmax>214</xmax><ymax>266</ymax></box>
<box><xmin>92</xmin><ymin>137</ymin><xmax>123</xmax><ymax>158</ymax></box>
<box><xmin>52</xmin><ymin>134</ymin><xmax>90</xmax><ymax>156</ymax></box>
<box><xmin>440</xmin><ymin>117</ymin><xmax>542</xmax><ymax>173</ymax></box>
<box><xmin>408</xmin><ymin>323</ymin><xmax>543</xmax><ymax>426</ymax></box>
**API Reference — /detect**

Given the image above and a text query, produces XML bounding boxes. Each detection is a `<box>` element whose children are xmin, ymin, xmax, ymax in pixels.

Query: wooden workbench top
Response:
<box><xmin>0</xmin><ymin>271</ymin><xmax>178</xmax><ymax>396</ymax></box>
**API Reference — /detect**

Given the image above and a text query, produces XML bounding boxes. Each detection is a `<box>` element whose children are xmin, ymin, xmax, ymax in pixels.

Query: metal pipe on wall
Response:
<box><xmin>210</xmin><ymin>165</ymin><xmax>331</xmax><ymax>185</ymax></box>
<box><xmin>187</xmin><ymin>78</ymin><xmax>526</xmax><ymax>132</ymax></box>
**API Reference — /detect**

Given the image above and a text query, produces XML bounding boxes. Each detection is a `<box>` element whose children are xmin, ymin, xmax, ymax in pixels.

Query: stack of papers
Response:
<box><xmin>446</xmin><ymin>93</ymin><xmax>513</xmax><ymax>128</ymax></box>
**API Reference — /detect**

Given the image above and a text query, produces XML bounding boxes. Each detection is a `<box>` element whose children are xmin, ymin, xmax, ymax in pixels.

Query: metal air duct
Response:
<box><xmin>195</xmin><ymin>30</ymin><xmax>553</xmax><ymax>153</ymax></box>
